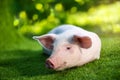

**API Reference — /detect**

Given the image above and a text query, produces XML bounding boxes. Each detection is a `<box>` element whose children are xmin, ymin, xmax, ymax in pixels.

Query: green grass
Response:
<box><xmin>0</xmin><ymin>37</ymin><xmax>120</xmax><ymax>80</ymax></box>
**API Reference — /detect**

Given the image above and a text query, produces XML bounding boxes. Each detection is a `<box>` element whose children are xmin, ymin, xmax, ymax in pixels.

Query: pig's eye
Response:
<box><xmin>66</xmin><ymin>47</ymin><xmax>71</xmax><ymax>50</ymax></box>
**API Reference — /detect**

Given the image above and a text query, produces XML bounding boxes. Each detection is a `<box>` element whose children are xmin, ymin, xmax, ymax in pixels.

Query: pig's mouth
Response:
<box><xmin>55</xmin><ymin>62</ymin><xmax>67</xmax><ymax>70</ymax></box>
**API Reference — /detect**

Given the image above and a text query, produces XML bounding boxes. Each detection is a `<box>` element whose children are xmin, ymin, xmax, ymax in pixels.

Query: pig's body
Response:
<box><xmin>33</xmin><ymin>24</ymin><xmax>101</xmax><ymax>71</ymax></box>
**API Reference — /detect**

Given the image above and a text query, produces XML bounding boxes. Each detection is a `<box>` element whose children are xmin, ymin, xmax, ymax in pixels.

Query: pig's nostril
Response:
<box><xmin>46</xmin><ymin>60</ymin><xmax>54</xmax><ymax>69</ymax></box>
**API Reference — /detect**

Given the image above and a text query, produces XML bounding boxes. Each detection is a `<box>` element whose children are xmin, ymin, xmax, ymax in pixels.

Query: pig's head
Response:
<box><xmin>33</xmin><ymin>34</ymin><xmax>92</xmax><ymax>71</ymax></box>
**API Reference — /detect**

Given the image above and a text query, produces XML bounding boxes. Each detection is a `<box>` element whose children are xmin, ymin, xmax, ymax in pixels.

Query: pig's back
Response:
<box><xmin>48</xmin><ymin>24</ymin><xmax>86</xmax><ymax>34</ymax></box>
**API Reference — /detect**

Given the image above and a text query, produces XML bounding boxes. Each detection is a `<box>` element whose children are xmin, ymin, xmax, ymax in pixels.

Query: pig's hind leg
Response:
<box><xmin>94</xmin><ymin>50</ymin><xmax>100</xmax><ymax>60</ymax></box>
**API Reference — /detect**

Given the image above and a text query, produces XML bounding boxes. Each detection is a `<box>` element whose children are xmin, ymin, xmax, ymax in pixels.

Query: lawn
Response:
<box><xmin>0</xmin><ymin>37</ymin><xmax>120</xmax><ymax>80</ymax></box>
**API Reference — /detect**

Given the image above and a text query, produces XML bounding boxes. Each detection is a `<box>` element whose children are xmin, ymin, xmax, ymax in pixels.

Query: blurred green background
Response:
<box><xmin>0</xmin><ymin>0</ymin><xmax>120</xmax><ymax>80</ymax></box>
<box><xmin>1</xmin><ymin>0</ymin><xmax>120</xmax><ymax>40</ymax></box>
<box><xmin>13</xmin><ymin>0</ymin><xmax>120</xmax><ymax>36</ymax></box>
<box><xmin>1</xmin><ymin>0</ymin><xmax>119</xmax><ymax>49</ymax></box>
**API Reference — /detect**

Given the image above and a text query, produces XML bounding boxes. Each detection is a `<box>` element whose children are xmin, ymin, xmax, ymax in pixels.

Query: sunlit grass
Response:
<box><xmin>0</xmin><ymin>37</ymin><xmax>120</xmax><ymax>80</ymax></box>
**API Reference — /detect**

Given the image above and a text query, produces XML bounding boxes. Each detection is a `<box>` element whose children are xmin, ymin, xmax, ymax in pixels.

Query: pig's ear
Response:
<box><xmin>33</xmin><ymin>34</ymin><xmax>56</xmax><ymax>50</ymax></box>
<box><xmin>73</xmin><ymin>35</ymin><xmax>92</xmax><ymax>49</ymax></box>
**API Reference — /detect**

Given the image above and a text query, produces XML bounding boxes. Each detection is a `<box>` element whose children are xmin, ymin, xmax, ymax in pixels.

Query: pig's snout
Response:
<box><xmin>46</xmin><ymin>59</ymin><xmax>55</xmax><ymax>69</ymax></box>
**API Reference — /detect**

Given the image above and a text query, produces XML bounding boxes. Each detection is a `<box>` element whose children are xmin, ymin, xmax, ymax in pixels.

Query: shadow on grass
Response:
<box><xmin>0</xmin><ymin>50</ymin><xmax>57</xmax><ymax>79</ymax></box>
